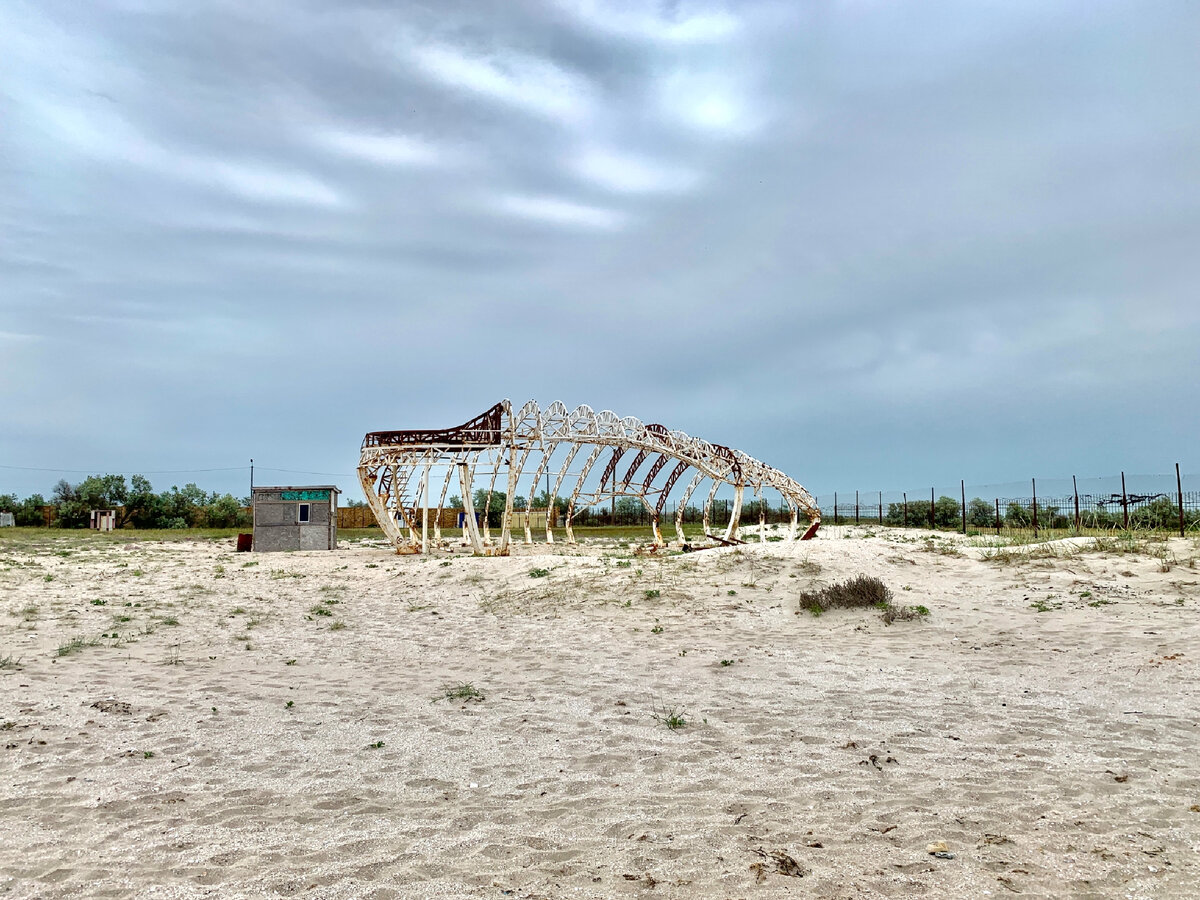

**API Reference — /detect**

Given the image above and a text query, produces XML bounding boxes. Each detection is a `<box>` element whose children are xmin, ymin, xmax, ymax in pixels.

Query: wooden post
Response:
<box><xmin>1178</xmin><ymin>463</ymin><xmax>1186</xmax><ymax>538</ymax></box>
<box><xmin>855</xmin><ymin>490</ymin><xmax>860</xmax><ymax>526</ymax></box>
<box><xmin>1121</xmin><ymin>471</ymin><xmax>1129</xmax><ymax>530</ymax></box>
<box><xmin>960</xmin><ymin>480</ymin><xmax>967</xmax><ymax>534</ymax></box>
<box><xmin>834</xmin><ymin>492</ymin><xmax>838</xmax><ymax>525</ymax></box>
<box><xmin>879</xmin><ymin>491</ymin><xmax>883</xmax><ymax>526</ymax></box>
<box><xmin>994</xmin><ymin>498</ymin><xmax>1001</xmax><ymax>536</ymax></box>
<box><xmin>929</xmin><ymin>487</ymin><xmax>935</xmax><ymax>530</ymax></box>
<box><xmin>903</xmin><ymin>492</ymin><xmax>908</xmax><ymax>527</ymax></box>
<box><xmin>1073</xmin><ymin>475</ymin><xmax>1080</xmax><ymax>531</ymax></box>
<box><xmin>1032</xmin><ymin>478</ymin><xmax>1038</xmax><ymax>537</ymax></box>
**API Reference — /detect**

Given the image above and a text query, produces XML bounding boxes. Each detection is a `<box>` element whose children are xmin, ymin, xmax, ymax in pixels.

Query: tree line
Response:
<box><xmin>864</xmin><ymin>495</ymin><xmax>1198</xmax><ymax>531</ymax></box>
<box><xmin>0</xmin><ymin>474</ymin><xmax>250</xmax><ymax>529</ymax></box>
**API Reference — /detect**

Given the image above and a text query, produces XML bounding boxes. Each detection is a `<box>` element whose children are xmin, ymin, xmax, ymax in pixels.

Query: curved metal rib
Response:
<box><xmin>358</xmin><ymin>399</ymin><xmax>820</xmax><ymax>553</ymax></box>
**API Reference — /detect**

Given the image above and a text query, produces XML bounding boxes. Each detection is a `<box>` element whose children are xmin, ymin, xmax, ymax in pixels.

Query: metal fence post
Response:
<box><xmin>930</xmin><ymin>487</ymin><xmax>935</xmax><ymax>530</ymax></box>
<box><xmin>1032</xmin><ymin>478</ymin><xmax>1038</xmax><ymax>537</ymax></box>
<box><xmin>960</xmin><ymin>480</ymin><xmax>967</xmax><ymax>534</ymax></box>
<box><xmin>834</xmin><ymin>492</ymin><xmax>838</xmax><ymax>526</ymax></box>
<box><xmin>903</xmin><ymin>492</ymin><xmax>907</xmax><ymax>527</ymax></box>
<box><xmin>1073</xmin><ymin>475</ymin><xmax>1080</xmax><ymax>531</ymax></box>
<box><xmin>1178</xmin><ymin>463</ymin><xmax>1186</xmax><ymax>538</ymax></box>
<box><xmin>855</xmin><ymin>490</ymin><xmax>859</xmax><ymax>526</ymax></box>
<box><xmin>994</xmin><ymin>498</ymin><xmax>1000</xmax><ymax>536</ymax></box>
<box><xmin>1121</xmin><ymin>471</ymin><xmax>1129</xmax><ymax>530</ymax></box>
<box><xmin>879</xmin><ymin>491</ymin><xmax>883</xmax><ymax>526</ymax></box>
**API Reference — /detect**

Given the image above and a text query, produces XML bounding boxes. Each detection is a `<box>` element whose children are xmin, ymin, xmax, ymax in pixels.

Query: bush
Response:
<box><xmin>883</xmin><ymin>497</ymin><xmax>960</xmax><ymax>528</ymax></box>
<box><xmin>1005</xmin><ymin>501</ymin><xmax>1030</xmax><ymax>528</ymax></box>
<box><xmin>15</xmin><ymin>494</ymin><xmax>47</xmax><ymax>527</ymax></box>
<box><xmin>967</xmin><ymin>498</ymin><xmax>993</xmax><ymax>528</ymax></box>
<box><xmin>885</xmin><ymin>500</ymin><xmax>929</xmax><ymax>526</ymax></box>
<box><xmin>52</xmin><ymin>479</ymin><xmax>89</xmax><ymax>528</ymax></box>
<box><xmin>202</xmin><ymin>494</ymin><xmax>243</xmax><ymax>528</ymax></box>
<box><xmin>1130</xmin><ymin>497</ymin><xmax>1183</xmax><ymax>530</ymax></box>
<box><xmin>934</xmin><ymin>496</ymin><xmax>961</xmax><ymax>528</ymax></box>
<box><xmin>798</xmin><ymin>575</ymin><xmax>893</xmax><ymax>613</ymax></box>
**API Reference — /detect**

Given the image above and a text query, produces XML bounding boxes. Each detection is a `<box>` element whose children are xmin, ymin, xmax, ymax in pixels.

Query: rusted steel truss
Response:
<box><xmin>358</xmin><ymin>400</ymin><xmax>821</xmax><ymax>554</ymax></box>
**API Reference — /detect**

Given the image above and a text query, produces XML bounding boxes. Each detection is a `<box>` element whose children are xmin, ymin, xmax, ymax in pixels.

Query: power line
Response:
<box><xmin>0</xmin><ymin>464</ymin><xmax>247</xmax><ymax>475</ymax></box>
<box><xmin>1</xmin><ymin>463</ymin><xmax>357</xmax><ymax>479</ymax></box>
<box><xmin>255</xmin><ymin>472</ymin><xmax>352</xmax><ymax>480</ymax></box>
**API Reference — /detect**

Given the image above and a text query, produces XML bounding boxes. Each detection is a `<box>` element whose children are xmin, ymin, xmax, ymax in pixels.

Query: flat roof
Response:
<box><xmin>252</xmin><ymin>485</ymin><xmax>340</xmax><ymax>492</ymax></box>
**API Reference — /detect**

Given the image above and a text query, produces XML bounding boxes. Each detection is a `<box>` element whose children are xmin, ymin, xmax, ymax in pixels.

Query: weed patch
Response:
<box><xmin>798</xmin><ymin>575</ymin><xmax>892</xmax><ymax>613</ymax></box>
<box><xmin>652</xmin><ymin>702</ymin><xmax>688</xmax><ymax>731</ymax></box>
<box><xmin>436</xmin><ymin>682</ymin><xmax>484</xmax><ymax>703</ymax></box>
<box><xmin>55</xmin><ymin>635</ymin><xmax>97</xmax><ymax>657</ymax></box>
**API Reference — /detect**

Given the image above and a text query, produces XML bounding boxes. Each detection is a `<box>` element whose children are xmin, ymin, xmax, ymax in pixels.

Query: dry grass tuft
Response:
<box><xmin>798</xmin><ymin>575</ymin><xmax>893</xmax><ymax>613</ymax></box>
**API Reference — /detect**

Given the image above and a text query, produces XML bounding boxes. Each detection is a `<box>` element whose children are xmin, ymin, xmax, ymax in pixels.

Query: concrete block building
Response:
<box><xmin>252</xmin><ymin>485</ymin><xmax>339</xmax><ymax>552</ymax></box>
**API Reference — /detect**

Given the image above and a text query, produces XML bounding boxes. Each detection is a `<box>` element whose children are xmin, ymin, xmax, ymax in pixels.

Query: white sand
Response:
<box><xmin>2</xmin><ymin>527</ymin><xmax>1199</xmax><ymax>898</ymax></box>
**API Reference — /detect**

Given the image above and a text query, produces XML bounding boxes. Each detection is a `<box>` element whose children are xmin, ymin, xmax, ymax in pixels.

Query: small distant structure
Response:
<box><xmin>252</xmin><ymin>486</ymin><xmax>339</xmax><ymax>552</ymax></box>
<box><xmin>0</xmin><ymin>512</ymin><xmax>14</xmax><ymax>528</ymax></box>
<box><xmin>90</xmin><ymin>510</ymin><xmax>117</xmax><ymax>531</ymax></box>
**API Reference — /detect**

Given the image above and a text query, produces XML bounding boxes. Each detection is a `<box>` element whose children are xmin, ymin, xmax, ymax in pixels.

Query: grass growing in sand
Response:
<box><xmin>651</xmin><ymin>702</ymin><xmax>688</xmax><ymax>731</ymax></box>
<box><xmin>436</xmin><ymin>682</ymin><xmax>485</xmax><ymax>703</ymax></box>
<box><xmin>797</xmin><ymin>575</ymin><xmax>930</xmax><ymax>625</ymax></box>
<box><xmin>55</xmin><ymin>635</ymin><xmax>98</xmax><ymax>657</ymax></box>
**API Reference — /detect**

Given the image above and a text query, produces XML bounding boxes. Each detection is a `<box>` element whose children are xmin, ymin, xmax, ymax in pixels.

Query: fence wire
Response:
<box><xmin>814</xmin><ymin>471</ymin><xmax>1198</xmax><ymax>534</ymax></box>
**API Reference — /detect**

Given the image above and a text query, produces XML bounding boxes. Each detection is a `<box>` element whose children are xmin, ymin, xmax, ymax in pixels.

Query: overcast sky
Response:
<box><xmin>2</xmin><ymin>0</ymin><xmax>1198</xmax><ymax>503</ymax></box>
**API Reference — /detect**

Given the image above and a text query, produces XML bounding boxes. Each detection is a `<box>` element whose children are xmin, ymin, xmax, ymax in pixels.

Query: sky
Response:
<box><xmin>2</xmin><ymin>0</ymin><xmax>1198</xmax><ymax>504</ymax></box>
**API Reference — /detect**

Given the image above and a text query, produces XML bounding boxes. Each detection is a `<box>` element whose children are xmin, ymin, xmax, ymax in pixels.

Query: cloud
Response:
<box><xmin>492</xmin><ymin>193</ymin><xmax>626</xmax><ymax>230</ymax></box>
<box><xmin>555</xmin><ymin>0</ymin><xmax>741</xmax><ymax>44</ymax></box>
<box><xmin>408</xmin><ymin>43</ymin><xmax>593</xmax><ymax>122</ymax></box>
<box><xmin>572</xmin><ymin>148</ymin><xmax>699</xmax><ymax>193</ymax></box>
<box><xmin>656</xmin><ymin>67</ymin><xmax>758</xmax><ymax>135</ymax></box>
<box><xmin>0</xmin><ymin>0</ymin><xmax>1197</xmax><ymax>503</ymax></box>
<box><xmin>28</xmin><ymin>98</ymin><xmax>344</xmax><ymax>207</ymax></box>
<box><xmin>196</xmin><ymin>159</ymin><xmax>344</xmax><ymax>207</ymax></box>
<box><xmin>312</xmin><ymin>129</ymin><xmax>451</xmax><ymax>167</ymax></box>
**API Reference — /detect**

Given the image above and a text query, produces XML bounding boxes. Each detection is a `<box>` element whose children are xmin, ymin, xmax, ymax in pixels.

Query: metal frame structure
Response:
<box><xmin>358</xmin><ymin>400</ymin><xmax>820</xmax><ymax>554</ymax></box>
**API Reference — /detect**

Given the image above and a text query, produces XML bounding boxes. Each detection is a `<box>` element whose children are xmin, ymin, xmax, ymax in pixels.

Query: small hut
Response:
<box><xmin>251</xmin><ymin>486</ymin><xmax>339</xmax><ymax>552</ymax></box>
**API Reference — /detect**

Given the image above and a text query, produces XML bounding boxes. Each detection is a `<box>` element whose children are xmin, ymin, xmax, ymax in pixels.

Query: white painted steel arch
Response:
<box><xmin>358</xmin><ymin>400</ymin><xmax>820</xmax><ymax>554</ymax></box>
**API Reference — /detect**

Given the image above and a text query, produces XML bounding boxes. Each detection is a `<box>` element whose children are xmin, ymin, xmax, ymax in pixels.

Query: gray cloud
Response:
<box><xmin>1</xmin><ymin>0</ymin><xmax>1197</xmax><ymax>501</ymax></box>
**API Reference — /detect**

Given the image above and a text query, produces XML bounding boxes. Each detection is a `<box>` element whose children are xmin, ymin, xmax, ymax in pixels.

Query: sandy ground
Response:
<box><xmin>1</xmin><ymin>526</ymin><xmax>1199</xmax><ymax>899</ymax></box>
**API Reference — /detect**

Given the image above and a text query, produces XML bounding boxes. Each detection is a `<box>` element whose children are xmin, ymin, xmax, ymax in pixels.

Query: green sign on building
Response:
<box><xmin>280</xmin><ymin>490</ymin><xmax>331</xmax><ymax>501</ymax></box>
